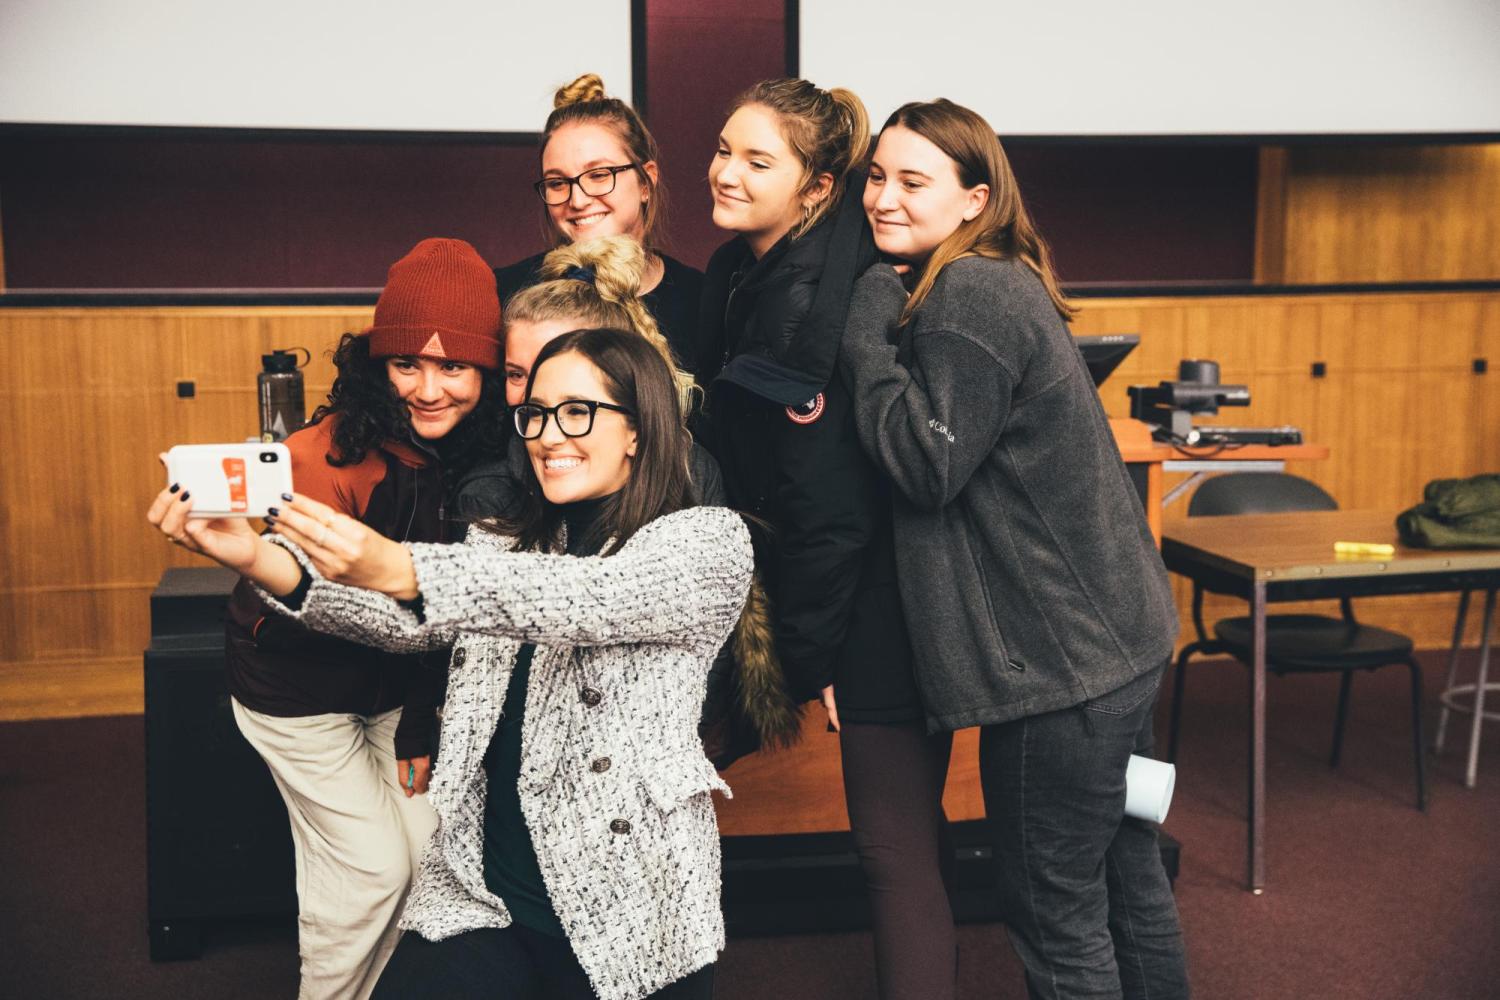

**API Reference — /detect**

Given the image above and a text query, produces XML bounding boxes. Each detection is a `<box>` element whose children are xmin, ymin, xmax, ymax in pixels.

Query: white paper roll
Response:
<box><xmin>1124</xmin><ymin>754</ymin><xmax>1176</xmax><ymax>824</ymax></box>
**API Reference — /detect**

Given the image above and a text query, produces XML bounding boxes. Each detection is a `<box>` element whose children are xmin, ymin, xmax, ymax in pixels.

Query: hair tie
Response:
<box><xmin>563</xmin><ymin>265</ymin><xmax>596</xmax><ymax>285</ymax></box>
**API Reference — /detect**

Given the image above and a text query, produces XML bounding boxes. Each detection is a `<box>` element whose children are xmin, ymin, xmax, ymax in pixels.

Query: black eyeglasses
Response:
<box><xmin>533</xmin><ymin>164</ymin><xmax>638</xmax><ymax>205</ymax></box>
<box><xmin>513</xmin><ymin>399</ymin><xmax>635</xmax><ymax>439</ymax></box>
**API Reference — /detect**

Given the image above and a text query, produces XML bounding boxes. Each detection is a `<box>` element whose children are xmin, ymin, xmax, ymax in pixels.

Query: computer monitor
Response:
<box><xmin>1075</xmin><ymin>334</ymin><xmax>1140</xmax><ymax>386</ymax></box>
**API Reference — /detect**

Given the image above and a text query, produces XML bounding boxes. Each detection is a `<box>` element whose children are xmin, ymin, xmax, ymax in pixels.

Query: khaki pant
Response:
<box><xmin>233</xmin><ymin>699</ymin><xmax>439</xmax><ymax>1000</ymax></box>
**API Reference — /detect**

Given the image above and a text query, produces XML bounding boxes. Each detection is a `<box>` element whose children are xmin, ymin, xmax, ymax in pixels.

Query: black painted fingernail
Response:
<box><xmin>169</xmin><ymin>483</ymin><xmax>180</xmax><ymax>494</ymax></box>
<box><xmin>281</xmin><ymin>492</ymin><xmax>294</xmax><ymax>502</ymax></box>
<box><xmin>264</xmin><ymin>516</ymin><xmax>277</xmax><ymax>526</ymax></box>
<box><xmin>179</xmin><ymin>491</ymin><xmax>191</xmax><ymax>501</ymax></box>
<box><xmin>266</xmin><ymin>506</ymin><xmax>279</xmax><ymax>517</ymax></box>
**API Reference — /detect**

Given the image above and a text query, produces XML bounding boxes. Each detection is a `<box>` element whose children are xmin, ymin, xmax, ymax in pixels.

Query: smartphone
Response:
<box><xmin>164</xmin><ymin>443</ymin><xmax>293</xmax><ymax>518</ymax></box>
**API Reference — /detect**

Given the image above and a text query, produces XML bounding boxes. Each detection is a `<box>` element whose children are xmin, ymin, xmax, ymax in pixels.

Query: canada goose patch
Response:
<box><xmin>786</xmin><ymin>393</ymin><xmax>825</xmax><ymax>425</ymax></box>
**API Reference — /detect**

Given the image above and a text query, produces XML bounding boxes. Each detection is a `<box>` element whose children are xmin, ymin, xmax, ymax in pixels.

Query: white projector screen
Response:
<box><xmin>0</xmin><ymin>0</ymin><xmax>634</xmax><ymax>133</ymax></box>
<box><xmin>799</xmin><ymin>0</ymin><xmax>1500</xmax><ymax>138</ymax></box>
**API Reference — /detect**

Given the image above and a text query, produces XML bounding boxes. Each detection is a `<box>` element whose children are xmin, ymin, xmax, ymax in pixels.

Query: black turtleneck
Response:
<box><xmin>480</xmin><ymin>491</ymin><xmax>614</xmax><ymax>937</ymax></box>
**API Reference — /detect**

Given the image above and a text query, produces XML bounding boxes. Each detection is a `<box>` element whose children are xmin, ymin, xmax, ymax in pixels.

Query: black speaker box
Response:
<box><xmin>145</xmin><ymin>568</ymin><xmax>295</xmax><ymax>960</ymax></box>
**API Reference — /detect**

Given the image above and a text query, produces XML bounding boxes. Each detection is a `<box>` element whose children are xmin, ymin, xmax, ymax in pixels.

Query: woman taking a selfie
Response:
<box><xmin>839</xmin><ymin>99</ymin><xmax>1189</xmax><ymax>999</ymax></box>
<box><xmin>150</xmin><ymin>327</ymin><xmax>751</xmax><ymax>1000</ymax></box>
<box><xmin>496</xmin><ymin>73</ymin><xmax>702</xmax><ymax>362</ymax></box>
<box><xmin>209</xmin><ymin>237</ymin><xmax>507</xmax><ymax>999</ymax></box>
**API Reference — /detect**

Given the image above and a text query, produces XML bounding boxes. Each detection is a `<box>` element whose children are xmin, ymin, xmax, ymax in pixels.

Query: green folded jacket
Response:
<box><xmin>1397</xmin><ymin>474</ymin><xmax>1500</xmax><ymax>548</ymax></box>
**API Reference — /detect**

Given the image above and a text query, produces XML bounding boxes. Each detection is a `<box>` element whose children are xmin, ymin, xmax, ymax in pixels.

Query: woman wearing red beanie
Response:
<box><xmin>218</xmin><ymin>237</ymin><xmax>509</xmax><ymax>1000</ymax></box>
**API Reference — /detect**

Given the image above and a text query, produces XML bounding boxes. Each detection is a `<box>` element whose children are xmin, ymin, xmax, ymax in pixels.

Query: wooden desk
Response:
<box><xmin>1109</xmin><ymin>419</ymin><xmax>1329</xmax><ymax>541</ymax></box>
<box><xmin>1161</xmin><ymin>510</ymin><xmax>1500</xmax><ymax>892</ymax></box>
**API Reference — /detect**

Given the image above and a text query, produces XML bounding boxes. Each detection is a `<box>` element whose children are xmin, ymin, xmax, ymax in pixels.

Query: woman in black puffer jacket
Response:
<box><xmin>696</xmin><ymin>79</ymin><xmax>947</xmax><ymax>999</ymax></box>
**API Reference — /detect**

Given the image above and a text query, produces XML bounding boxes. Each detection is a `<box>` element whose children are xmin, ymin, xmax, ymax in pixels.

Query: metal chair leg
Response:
<box><xmin>1434</xmin><ymin>589</ymin><xmax>1472</xmax><ymax>754</ymax></box>
<box><xmin>1167</xmin><ymin>643</ymin><xmax>1205</xmax><ymax>764</ymax></box>
<box><xmin>1408</xmin><ymin>659</ymin><xmax>1427</xmax><ymax>811</ymax></box>
<box><xmin>1331</xmin><ymin>672</ymin><xmax>1354</xmax><ymax>768</ymax></box>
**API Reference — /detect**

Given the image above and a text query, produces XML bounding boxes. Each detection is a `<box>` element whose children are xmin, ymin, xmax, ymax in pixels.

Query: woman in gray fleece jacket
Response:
<box><xmin>149</xmin><ymin>328</ymin><xmax>752</xmax><ymax>1000</ymax></box>
<box><xmin>837</xmin><ymin>100</ymin><xmax>1189</xmax><ymax>999</ymax></box>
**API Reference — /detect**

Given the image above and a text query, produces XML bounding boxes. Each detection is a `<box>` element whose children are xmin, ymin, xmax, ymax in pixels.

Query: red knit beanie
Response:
<box><xmin>366</xmin><ymin>238</ymin><xmax>501</xmax><ymax>370</ymax></box>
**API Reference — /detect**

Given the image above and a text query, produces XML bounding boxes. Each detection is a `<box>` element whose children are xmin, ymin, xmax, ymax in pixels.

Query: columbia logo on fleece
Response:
<box><xmin>928</xmin><ymin>418</ymin><xmax>955</xmax><ymax>443</ymax></box>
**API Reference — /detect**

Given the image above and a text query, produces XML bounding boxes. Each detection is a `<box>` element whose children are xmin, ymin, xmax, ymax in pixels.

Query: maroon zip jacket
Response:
<box><xmin>224</xmin><ymin>415</ymin><xmax>450</xmax><ymax>759</ymax></box>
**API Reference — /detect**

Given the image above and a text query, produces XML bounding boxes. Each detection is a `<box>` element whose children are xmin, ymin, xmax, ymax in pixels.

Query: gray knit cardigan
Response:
<box><xmin>258</xmin><ymin>505</ymin><xmax>754</xmax><ymax>1000</ymax></box>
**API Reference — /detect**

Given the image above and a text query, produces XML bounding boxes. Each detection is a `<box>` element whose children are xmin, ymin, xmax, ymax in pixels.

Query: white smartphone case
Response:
<box><xmin>164</xmin><ymin>443</ymin><xmax>294</xmax><ymax>518</ymax></box>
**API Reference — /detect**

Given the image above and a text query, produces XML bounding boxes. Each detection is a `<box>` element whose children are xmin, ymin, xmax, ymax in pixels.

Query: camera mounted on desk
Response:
<box><xmin>1128</xmin><ymin>360</ymin><xmax>1251</xmax><ymax>444</ymax></box>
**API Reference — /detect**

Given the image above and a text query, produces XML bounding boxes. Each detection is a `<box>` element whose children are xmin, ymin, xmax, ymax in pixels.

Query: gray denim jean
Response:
<box><xmin>979</xmin><ymin>662</ymin><xmax>1190</xmax><ymax>999</ymax></box>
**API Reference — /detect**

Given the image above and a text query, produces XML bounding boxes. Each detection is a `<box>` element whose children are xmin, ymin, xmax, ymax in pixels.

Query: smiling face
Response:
<box><xmin>540</xmin><ymin>121</ymin><xmax>657</xmax><ymax>244</ymax></box>
<box><xmin>524</xmin><ymin>350</ymin><xmax>637</xmax><ymax>504</ymax></box>
<box><xmin>864</xmin><ymin>125</ymin><xmax>989</xmax><ymax>263</ymax></box>
<box><xmin>504</xmin><ymin>315</ymin><xmax>583</xmax><ymax>407</ymax></box>
<box><xmin>709</xmin><ymin>104</ymin><xmax>821</xmax><ymax>259</ymax></box>
<box><xmin>385</xmin><ymin>357</ymin><xmax>484</xmax><ymax>440</ymax></box>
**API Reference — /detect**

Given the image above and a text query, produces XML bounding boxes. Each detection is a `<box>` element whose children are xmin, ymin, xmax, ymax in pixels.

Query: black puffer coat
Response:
<box><xmin>694</xmin><ymin>180</ymin><xmax>919</xmax><ymax>713</ymax></box>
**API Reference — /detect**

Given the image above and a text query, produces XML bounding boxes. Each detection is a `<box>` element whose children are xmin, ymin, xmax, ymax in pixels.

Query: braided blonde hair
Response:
<box><xmin>505</xmin><ymin>236</ymin><xmax>699</xmax><ymax>413</ymax></box>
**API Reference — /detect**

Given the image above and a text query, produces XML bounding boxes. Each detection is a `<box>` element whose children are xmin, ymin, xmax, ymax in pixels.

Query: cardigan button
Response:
<box><xmin>591</xmin><ymin>757</ymin><xmax>612</xmax><ymax>774</ymax></box>
<box><xmin>452</xmin><ymin>648</ymin><xmax>467</xmax><ymax>667</ymax></box>
<box><xmin>610</xmin><ymin>818</ymin><xmax>632</xmax><ymax>835</ymax></box>
<box><xmin>580</xmin><ymin>686</ymin><xmax>603</xmax><ymax>707</ymax></box>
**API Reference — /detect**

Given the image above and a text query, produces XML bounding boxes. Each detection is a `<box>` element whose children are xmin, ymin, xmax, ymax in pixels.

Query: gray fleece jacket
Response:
<box><xmin>839</xmin><ymin>257</ymin><xmax>1177</xmax><ymax>731</ymax></box>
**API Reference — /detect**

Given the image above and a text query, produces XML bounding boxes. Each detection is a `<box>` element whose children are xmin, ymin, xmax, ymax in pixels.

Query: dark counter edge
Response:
<box><xmin>4</xmin><ymin>279</ymin><xmax>1500</xmax><ymax>309</ymax></box>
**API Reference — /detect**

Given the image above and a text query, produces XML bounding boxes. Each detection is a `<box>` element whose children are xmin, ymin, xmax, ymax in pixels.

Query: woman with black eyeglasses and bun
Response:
<box><xmin>495</xmin><ymin>73</ymin><xmax>703</xmax><ymax>365</ymax></box>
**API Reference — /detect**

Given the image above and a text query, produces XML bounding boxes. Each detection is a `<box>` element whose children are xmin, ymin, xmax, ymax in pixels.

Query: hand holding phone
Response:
<box><xmin>146</xmin><ymin>473</ymin><xmax>263</xmax><ymax>572</ymax></box>
<box><xmin>163</xmin><ymin>443</ymin><xmax>294</xmax><ymax>518</ymax></box>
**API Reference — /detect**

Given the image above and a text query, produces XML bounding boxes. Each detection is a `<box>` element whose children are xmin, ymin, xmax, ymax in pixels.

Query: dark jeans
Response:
<box><xmin>371</xmin><ymin>924</ymin><xmax>715</xmax><ymax>1000</ymax></box>
<box><xmin>980</xmin><ymin>663</ymin><xmax>1189</xmax><ymax>1000</ymax></box>
<box><xmin>841</xmin><ymin>720</ymin><xmax>958</xmax><ymax>1000</ymax></box>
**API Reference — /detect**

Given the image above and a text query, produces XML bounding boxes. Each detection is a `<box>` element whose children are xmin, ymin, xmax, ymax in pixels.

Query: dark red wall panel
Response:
<box><xmin>645</xmin><ymin>0</ymin><xmax>788</xmax><ymax>269</ymax></box>
<box><xmin>0</xmin><ymin>133</ymin><xmax>546</xmax><ymax>288</ymax></box>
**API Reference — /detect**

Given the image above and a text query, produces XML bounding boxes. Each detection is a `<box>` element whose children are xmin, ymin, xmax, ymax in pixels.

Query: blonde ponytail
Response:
<box><xmin>733</xmin><ymin>78</ymin><xmax>870</xmax><ymax>239</ymax></box>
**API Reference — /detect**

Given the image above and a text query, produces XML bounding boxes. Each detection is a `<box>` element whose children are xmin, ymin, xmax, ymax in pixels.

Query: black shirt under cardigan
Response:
<box><xmin>480</xmin><ymin>494</ymin><xmax>610</xmax><ymax>937</ymax></box>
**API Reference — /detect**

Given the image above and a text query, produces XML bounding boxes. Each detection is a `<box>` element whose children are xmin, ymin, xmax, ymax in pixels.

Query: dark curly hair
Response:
<box><xmin>310</xmin><ymin>333</ymin><xmax>509</xmax><ymax>499</ymax></box>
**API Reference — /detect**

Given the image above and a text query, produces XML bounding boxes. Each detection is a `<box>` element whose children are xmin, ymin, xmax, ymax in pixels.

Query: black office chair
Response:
<box><xmin>1166</xmin><ymin>472</ymin><xmax>1427</xmax><ymax>810</ymax></box>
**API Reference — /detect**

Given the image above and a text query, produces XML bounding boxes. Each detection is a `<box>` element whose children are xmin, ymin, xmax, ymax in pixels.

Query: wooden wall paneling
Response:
<box><xmin>1253</xmin><ymin>146</ymin><xmax>1289</xmax><ymax>284</ymax></box>
<box><xmin>0</xmin><ymin>307</ymin><xmax>367</xmax><ymax>716</ymax></box>
<box><xmin>1473</xmin><ymin>298</ymin><xmax>1500</xmax><ymax>474</ymax></box>
<box><xmin>1280</xmin><ymin>145</ymin><xmax>1500</xmax><ymax>284</ymax></box>
<box><xmin>3</xmin><ymin>294</ymin><xmax>1498</xmax><ymax>721</ymax></box>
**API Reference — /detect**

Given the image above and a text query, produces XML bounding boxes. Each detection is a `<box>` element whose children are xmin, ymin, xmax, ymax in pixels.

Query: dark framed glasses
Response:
<box><xmin>533</xmin><ymin>164</ymin><xmax>638</xmax><ymax>205</ymax></box>
<box><xmin>513</xmin><ymin>399</ymin><xmax>635</xmax><ymax>439</ymax></box>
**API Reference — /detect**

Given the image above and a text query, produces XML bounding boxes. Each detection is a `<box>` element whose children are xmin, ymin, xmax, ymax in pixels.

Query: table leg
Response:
<box><xmin>1434</xmin><ymin>589</ymin><xmax>1472</xmax><ymax>754</ymax></box>
<box><xmin>1464</xmin><ymin>589</ymin><xmax>1497</xmax><ymax>789</ymax></box>
<box><xmin>1249</xmin><ymin>579</ymin><xmax>1267</xmax><ymax>893</ymax></box>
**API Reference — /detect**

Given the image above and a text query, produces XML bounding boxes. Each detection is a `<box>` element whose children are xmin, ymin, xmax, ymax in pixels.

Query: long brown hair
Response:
<box><xmin>501</xmin><ymin>327</ymin><xmax>693</xmax><ymax>555</ymax></box>
<box><xmin>504</xmin><ymin>236</ymin><xmax>698</xmax><ymax>412</ymax></box>
<box><xmin>884</xmin><ymin>99</ymin><xmax>1074</xmax><ymax>324</ymax></box>
<box><xmin>542</xmin><ymin>73</ymin><xmax>667</xmax><ymax>251</ymax></box>
<box><xmin>731</xmin><ymin>78</ymin><xmax>869</xmax><ymax>239</ymax></box>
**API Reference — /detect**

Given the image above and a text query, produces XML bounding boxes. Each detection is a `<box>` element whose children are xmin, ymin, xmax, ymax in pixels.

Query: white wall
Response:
<box><xmin>800</xmin><ymin>0</ymin><xmax>1500</xmax><ymax>136</ymax></box>
<box><xmin>0</xmin><ymin>0</ymin><xmax>634</xmax><ymax>132</ymax></box>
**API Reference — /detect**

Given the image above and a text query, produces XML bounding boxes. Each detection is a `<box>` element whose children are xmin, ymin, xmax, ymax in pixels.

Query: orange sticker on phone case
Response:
<box><xmin>221</xmin><ymin>457</ymin><xmax>249</xmax><ymax>512</ymax></box>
